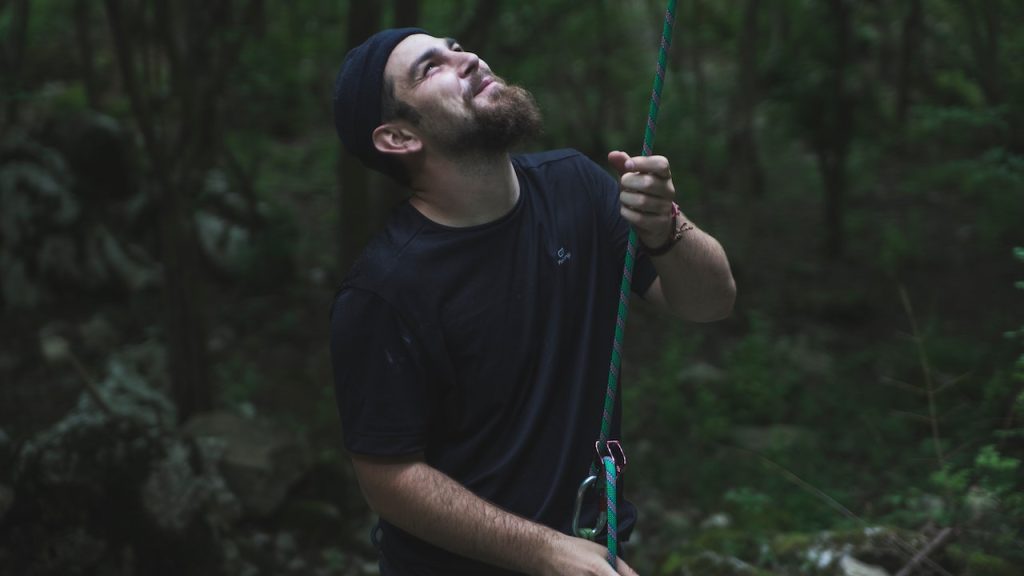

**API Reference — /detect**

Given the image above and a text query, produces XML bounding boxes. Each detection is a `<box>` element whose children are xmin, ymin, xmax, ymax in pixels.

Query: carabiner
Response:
<box><xmin>597</xmin><ymin>440</ymin><xmax>627</xmax><ymax>474</ymax></box>
<box><xmin>572</xmin><ymin>474</ymin><xmax>607</xmax><ymax>540</ymax></box>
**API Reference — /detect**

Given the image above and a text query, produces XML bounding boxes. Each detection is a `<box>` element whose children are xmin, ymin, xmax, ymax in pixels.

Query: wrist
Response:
<box><xmin>641</xmin><ymin>202</ymin><xmax>691</xmax><ymax>256</ymax></box>
<box><xmin>531</xmin><ymin>531</ymin><xmax>571</xmax><ymax>576</ymax></box>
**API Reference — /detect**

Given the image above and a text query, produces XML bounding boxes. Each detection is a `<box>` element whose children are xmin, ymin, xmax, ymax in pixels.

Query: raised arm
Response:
<box><xmin>349</xmin><ymin>453</ymin><xmax>638</xmax><ymax>576</ymax></box>
<box><xmin>608</xmin><ymin>151</ymin><xmax>736</xmax><ymax>322</ymax></box>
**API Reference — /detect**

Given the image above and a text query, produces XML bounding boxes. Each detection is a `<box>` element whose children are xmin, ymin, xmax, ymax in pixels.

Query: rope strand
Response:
<box><xmin>598</xmin><ymin>0</ymin><xmax>679</xmax><ymax>457</ymax></box>
<box><xmin>596</xmin><ymin>0</ymin><xmax>678</xmax><ymax>566</ymax></box>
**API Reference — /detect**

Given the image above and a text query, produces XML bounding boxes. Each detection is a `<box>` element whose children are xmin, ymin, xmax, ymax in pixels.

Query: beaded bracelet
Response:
<box><xmin>640</xmin><ymin>202</ymin><xmax>693</xmax><ymax>257</ymax></box>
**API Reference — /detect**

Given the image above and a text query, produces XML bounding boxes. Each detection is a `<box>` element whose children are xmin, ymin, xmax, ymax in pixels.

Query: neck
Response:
<box><xmin>407</xmin><ymin>151</ymin><xmax>519</xmax><ymax>228</ymax></box>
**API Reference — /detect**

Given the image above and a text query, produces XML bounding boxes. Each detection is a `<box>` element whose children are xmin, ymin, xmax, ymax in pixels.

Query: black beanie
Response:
<box><xmin>333</xmin><ymin>27</ymin><xmax>427</xmax><ymax>177</ymax></box>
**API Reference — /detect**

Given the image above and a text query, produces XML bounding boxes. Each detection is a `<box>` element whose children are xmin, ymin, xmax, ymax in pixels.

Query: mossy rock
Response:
<box><xmin>769</xmin><ymin>526</ymin><xmax>920</xmax><ymax>574</ymax></box>
<box><xmin>692</xmin><ymin>528</ymin><xmax>765</xmax><ymax>553</ymax></box>
<box><xmin>662</xmin><ymin>525</ymin><xmax>930</xmax><ymax>575</ymax></box>
<box><xmin>661</xmin><ymin>550</ymin><xmax>779</xmax><ymax>576</ymax></box>
<box><xmin>689</xmin><ymin>528</ymin><xmax>765</xmax><ymax>560</ymax></box>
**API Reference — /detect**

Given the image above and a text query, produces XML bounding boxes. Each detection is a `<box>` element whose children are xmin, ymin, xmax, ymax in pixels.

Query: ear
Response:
<box><xmin>372</xmin><ymin>123</ymin><xmax>422</xmax><ymax>157</ymax></box>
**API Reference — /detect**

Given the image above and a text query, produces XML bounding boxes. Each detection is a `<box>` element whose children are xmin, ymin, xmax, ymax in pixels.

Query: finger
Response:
<box><xmin>620</xmin><ymin>173</ymin><xmax>675</xmax><ymax>199</ymax></box>
<box><xmin>627</xmin><ymin>155</ymin><xmax>671</xmax><ymax>178</ymax></box>
<box><xmin>620</xmin><ymin>189</ymin><xmax>671</xmax><ymax>215</ymax></box>
<box><xmin>619</xmin><ymin>204</ymin><xmax>664</xmax><ymax>234</ymax></box>
<box><xmin>607</xmin><ymin>150</ymin><xmax>631</xmax><ymax>175</ymax></box>
<box><xmin>620</xmin><ymin>205</ymin><xmax>674</xmax><ymax>248</ymax></box>
<box><xmin>625</xmin><ymin>154</ymin><xmax>671</xmax><ymax>179</ymax></box>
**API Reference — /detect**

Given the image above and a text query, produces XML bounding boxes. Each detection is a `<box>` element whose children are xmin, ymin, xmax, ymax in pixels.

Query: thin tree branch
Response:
<box><xmin>890</xmin><ymin>409</ymin><xmax>934</xmax><ymax>424</ymax></box>
<box><xmin>879</xmin><ymin>376</ymin><xmax>926</xmax><ymax>395</ymax></box>
<box><xmin>67</xmin><ymin>351</ymin><xmax>115</xmax><ymax>418</ymax></box>
<box><xmin>900</xmin><ymin>284</ymin><xmax>944</xmax><ymax>467</ymax></box>
<box><xmin>894</xmin><ymin>527</ymin><xmax>955</xmax><ymax>576</ymax></box>
<box><xmin>725</xmin><ymin>444</ymin><xmax>955</xmax><ymax>576</ymax></box>
<box><xmin>932</xmin><ymin>371</ymin><xmax>972</xmax><ymax>395</ymax></box>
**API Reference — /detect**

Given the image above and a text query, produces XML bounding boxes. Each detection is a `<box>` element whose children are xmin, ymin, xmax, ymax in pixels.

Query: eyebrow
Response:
<box><xmin>408</xmin><ymin>37</ymin><xmax>460</xmax><ymax>83</ymax></box>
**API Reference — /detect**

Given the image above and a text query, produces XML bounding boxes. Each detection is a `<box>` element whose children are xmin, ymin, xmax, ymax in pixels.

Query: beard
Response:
<box><xmin>422</xmin><ymin>80</ymin><xmax>543</xmax><ymax>157</ymax></box>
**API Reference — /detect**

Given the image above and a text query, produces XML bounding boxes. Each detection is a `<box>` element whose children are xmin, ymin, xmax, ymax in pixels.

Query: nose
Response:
<box><xmin>456</xmin><ymin>50</ymin><xmax>480</xmax><ymax>77</ymax></box>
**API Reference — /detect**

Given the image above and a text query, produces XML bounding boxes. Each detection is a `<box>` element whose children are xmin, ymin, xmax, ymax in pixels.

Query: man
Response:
<box><xmin>329</xmin><ymin>28</ymin><xmax>735</xmax><ymax>576</ymax></box>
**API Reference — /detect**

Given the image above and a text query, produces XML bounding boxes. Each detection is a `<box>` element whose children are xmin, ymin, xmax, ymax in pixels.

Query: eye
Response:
<box><xmin>452</xmin><ymin>44</ymin><xmax>464</xmax><ymax>52</ymax></box>
<box><xmin>423</xmin><ymin>62</ymin><xmax>438</xmax><ymax>76</ymax></box>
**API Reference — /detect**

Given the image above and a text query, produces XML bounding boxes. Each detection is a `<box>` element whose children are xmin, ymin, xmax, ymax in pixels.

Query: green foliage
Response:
<box><xmin>933</xmin><ymin>70</ymin><xmax>987</xmax><ymax>107</ymax></box>
<box><xmin>233</xmin><ymin>202</ymin><xmax>299</xmax><ymax>292</ymax></box>
<box><xmin>884</xmin><ymin>248</ymin><xmax>1024</xmax><ymax>564</ymax></box>
<box><xmin>215</xmin><ymin>356</ymin><xmax>268</xmax><ymax>413</ymax></box>
<box><xmin>5</xmin><ymin>0</ymin><xmax>1024</xmax><ymax>572</ymax></box>
<box><xmin>723</xmin><ymin>487</ymin><xmax>773</xmax><ymax>531</ymax></box>
<box><xmin>925</xmin><ymin>442</ymin><xmax>1024</xmax><ymax>563</ymax></box>
<box><xmin>973</xmin><ymin>444</ymin><xmax>1020</xmax><ymax>490</ymax></box>
<box><xmin>909</xmin><ymin>105</ymin><xmax>1007</xmax><ymax>148</ymax></box>
<box><xmin>721</xmin><ymin>315</ymin><xmax>812</xmax><ymax>425</ymax></box>
<box><xmin>320</xmin><ymin>547</ymin><xmax>346</xmax><ymax>572</ymax></box>
<box><xmin>233</xmin><ymin>3</ymin><xmax>345</xmax><ymax>138</ymax></box>
<box><xmin>0</xmin><ymin>137</ymin><xmax>75</xmax><ymax>308</ymax></box>
<box><xmin>897</xmin><ymin>103</ymin><xmax>1024</xmax><ymax>249</ymax></box>
<box><xmin>946</xmin><ymin>546</ymin><xmax>1019</xmax><ymax>576</ymax></box>
<box><xmin>876</xmin><ymin>216</ymin><xmax>922</xmax><ymax>274</ymax></box>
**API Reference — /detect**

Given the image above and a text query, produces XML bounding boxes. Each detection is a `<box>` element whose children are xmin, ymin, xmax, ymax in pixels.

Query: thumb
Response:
<box><xmin>607</xmin><ymin>150</ymin><xmax>634</xmax><ymax>176</ymax></box>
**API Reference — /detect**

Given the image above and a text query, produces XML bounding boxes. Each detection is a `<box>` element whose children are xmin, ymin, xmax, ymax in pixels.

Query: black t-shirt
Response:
<box><xmin>329</xmin><ymin>149</ymin><xmax>657</xmax><ymax>575</ymax></box>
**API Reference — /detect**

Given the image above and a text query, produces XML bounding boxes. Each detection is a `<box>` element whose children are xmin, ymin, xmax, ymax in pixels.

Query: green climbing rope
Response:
<box><xmin>599</xmin><ymin>0</ymin><xmax>678</xmax><ymax>455</ymax></box>
<box><xmin>594</xmin><ymin>0</ymin><xmax>678</xmax><ymax>567</ymax></box>
<box><xmin>602</xmin><ymin>455</ymin><xmax>619</xmax><ymax>564</ymax></box>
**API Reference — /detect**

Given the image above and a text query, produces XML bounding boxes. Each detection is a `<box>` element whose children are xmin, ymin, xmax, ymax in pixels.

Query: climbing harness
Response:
<box><xmin>572</xmin><ymin>0</ymin><xmax>679</xmax><ymax>567</ymax></box>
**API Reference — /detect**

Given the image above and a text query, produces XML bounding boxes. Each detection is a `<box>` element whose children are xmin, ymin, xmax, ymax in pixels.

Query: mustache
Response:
<box><xmin>468</xmin><ymin>72</ymin><xmax>507</xmax><ymax>99</ymax></box>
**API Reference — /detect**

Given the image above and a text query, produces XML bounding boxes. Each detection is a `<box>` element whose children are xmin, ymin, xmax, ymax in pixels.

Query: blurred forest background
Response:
<box><xmin>1</xmin><ymin>0</ymin><xmax>1023</xmax><ymax>574</ymax></box>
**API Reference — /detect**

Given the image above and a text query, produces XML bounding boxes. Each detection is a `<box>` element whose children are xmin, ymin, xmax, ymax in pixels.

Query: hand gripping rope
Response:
<box><xmin>572</xmin><ymin>0</ymin><xmax>679</xmax><ymax>567</ymax></box>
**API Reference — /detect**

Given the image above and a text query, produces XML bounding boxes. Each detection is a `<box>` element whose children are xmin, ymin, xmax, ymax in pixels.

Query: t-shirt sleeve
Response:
<box><xmin>581</xmin><ymin>154</ymin><xmax>658</xmax><ymax>297</ymax></box>
<box><xmin>329</xmin><ymin>287</ymin><xmax>431</xmax><ymax>456</ymax></box>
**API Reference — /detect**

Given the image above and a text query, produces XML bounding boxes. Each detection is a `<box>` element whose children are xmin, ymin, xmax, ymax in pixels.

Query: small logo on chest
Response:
<box><xmin>556</xmin><ymin>247</ymin><xmax>572</xmax><ymax>266</ymax></box>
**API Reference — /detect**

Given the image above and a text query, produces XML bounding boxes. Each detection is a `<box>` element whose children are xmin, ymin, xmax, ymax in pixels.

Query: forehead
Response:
<box><xmin>384</xmin><ymin>34</ymin><xmax>446</xmax><ymax>87</ymax></box>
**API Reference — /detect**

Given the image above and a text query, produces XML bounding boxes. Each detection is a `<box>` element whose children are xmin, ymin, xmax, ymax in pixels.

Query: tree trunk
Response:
<box><xmin>689</xmin><ymin>0</ymin><xmax>712</xmax><ymax>220</ymax></box>
<box><xmin>157</xmin><ymin>173</ymin><xmax>211</xmax><ymax>420</ymax></box>
<box><xmin>348</xmin><ymin>0</ymin><xmax>382</xmax><ymax>47</ymax></box>
<box><xmin>104</xmin><ymin>0</ymin><xmax>228</xmax><ymax>421</ymax></box>
<box><xmin>589</xmin><ymin>1</ymin><xmax>610</xmax><ymax>158</ymax></box>
<box><xmin>336</xmin><ymin>1</ymin><xmax>382</xmax><ymax>273</ymax></box>
<box><xmin>727</xmin><ymin>0</ymin><xmax>764</xmax><ymax>198</ymax></box>
<box><xmin>457</xmin><ymin>1</ymin><xmax>502</xmax><ymax>52</ymax></box>
<box><xmin>393</xmin><ymin>0</ymin><xmax>420</xmax><ymax>29</ymax></box>
<box><xmin>896</xmin><ymin>0</ymin><xmax>922</xmax><ymax>128</ymax></box>
<box><xmin>73</xmin><ymin>0</ymin><xmax>101</xmax><ymax>109</ymax></box>
<box><xmin>962</xmin><ymin>0</ymin><xmax>1002</xmax><ymax>106</ymax></box>
<box><xmin>818</xmin><ymin>150</ymin><xmax>847</xmax><ymax>260</ymax></box>
<box><xmin>2</xmin><ymin>0</ymin><xmax>30</xmax><ymax>124</ymax></box>
<box><xmin>820</xmin><ymin>0</ymin><xmax>852</xmax><ymax>259</ymax></box>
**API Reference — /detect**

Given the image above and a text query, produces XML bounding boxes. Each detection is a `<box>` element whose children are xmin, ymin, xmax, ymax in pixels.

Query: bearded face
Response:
<box><xmin>381</xmin><ymin>34</ymin><xmax>544</xmax><ymax>164</ymax></box>
<box><xmin>415</xmin><ymin>77</ymin><xmax>543</xmax><ymax>157</ymax></box>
